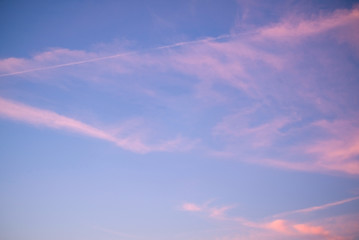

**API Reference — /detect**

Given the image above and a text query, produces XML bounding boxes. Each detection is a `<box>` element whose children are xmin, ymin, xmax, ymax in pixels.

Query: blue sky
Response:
<box><xmin>1</xmin><ymin>0</ymin><xmax>359</xmax><ymax>239</ymax></box>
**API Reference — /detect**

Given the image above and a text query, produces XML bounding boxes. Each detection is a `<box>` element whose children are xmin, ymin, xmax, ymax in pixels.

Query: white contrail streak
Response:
<box><xmin>0</xmin><ymin>34</ymin><xmax>232</xmax><ymax>78</ymax></box>
<box><xmin>273</xmin><ymin>196</ymin><xmax>359</xmax><ymax>218</ymax></box>
<box><xmin>0</xmin><ymin>51</ymin><xmax>136</xmax><ymax>78</ymax></box>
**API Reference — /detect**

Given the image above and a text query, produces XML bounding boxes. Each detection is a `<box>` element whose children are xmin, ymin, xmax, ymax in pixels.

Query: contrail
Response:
<box><xmin>154</xmin><ymin>34</ymin><xmax>231</xmax><ymax>50</ymax></box>
<box><xmin>0</xmin><ymin>51</ymin><xmax>137</xmax><ymax>78</ymax></box>
<box><xmin>0</xmin><ymin>34</ymin><xmax>232</xmax><ymax>78</ymax></box>
<box><xmin>273</xmin><ymin>196</ymin><xmax>359</xmax><ymax>218</ymax></box>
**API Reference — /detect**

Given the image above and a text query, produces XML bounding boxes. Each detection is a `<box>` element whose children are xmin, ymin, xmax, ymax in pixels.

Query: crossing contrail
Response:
<box><xmin>0</xmin><ymin>34</ymin><xmax>232</xmax><ymax>78</ymax></box>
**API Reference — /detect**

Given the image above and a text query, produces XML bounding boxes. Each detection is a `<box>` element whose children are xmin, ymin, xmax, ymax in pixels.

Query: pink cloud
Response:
<box><xmin>262</xmin><ymin>206</ymin><xmax>359</xmax><ymax>239</ymax></box>
<box><xmin>0</xmin><ymin>4</ymin><xmax>357</xmax><ymax>180</ymax></box>
<box><xmin>0</xmin><ymin>47</ymin><xmax>140</xmax><ymax>79</ymax></box>
<box><xmin>257</xmin><ymin>5</ymin><xmax>359</xmax><ymax>41</ymax></box>
<box><xmin>265</xmin><ymin>219</ymin><xmax>292</xmax><ymax>235</ymax></box>
<box><xmin>0</xmin><ymin>36</ymin><xmax>236</xmax><ymax>80</ymax></box>
<box><xmin>0</xmin><ymin>97</ymin><xmax>117</xmax><ymax>142</ymax></box>
<box><xmin>209</xmin><ymin>104</ymin><xmax>359</xmax><ymax>177</ymax></box>
<box><xmin>181</xmin><ymin>201</ymin><xmax>235</xmax><ymax>221</ymax></box>
<box><xmin>246</xmin><ymin>117</ymin><xmax>359</xmax><ymax>176</ymax></box>
<box><xmin>1</xmin><ymin>5</ymin><xmax>357</xmax><ymax>102</ymax></box>
<box><xmin>213</xmin><ymin>106</ymin><xmax>292</xmax><ymax>148</ymax></box>
<box><xmin>293</xmin><ymin>223</ymin><xmax>330</xmax><ymax>237</ymax></box>
<box><xmin>206</xmin><ymin>40</ymin><xmax>284</xmax><ymax>70</ymax></box>
<box><xmin>0</xmin><ymin>32</ymin><xmax>284</xmax><ymax>103</ymax></box>
<box><xmin>0</xmin><ymin>57</ymin><xmax>31</xmax><ymax>75</ymax></box>
<box><xmin>308</xmin><ymin>137</ymin><xmax>359</xmax><ymax>162</ymax></box>
<box><xmin>162</xmin><ymin>38</ymin><xmax>284</xmax><ymax>101</ymax></box>
<box><xmin>276</xmin><ymin>196</ymin><xmax>359</xmax><ymax>218</ymax></box>
<box><xmin>0</xmin><ymin>97</ymin><xmax>195</xmax><ymax>154</ymax></box>
<box><xmin>256</xmin><ymin>156</ymin><xmax>359</xmax><ymax>176</ymax></box>
<box><xmin>182</xmin><ymin>200</ymin><xmax>358</xmax><ymax>239</ymax></box>
<box><xmin>307</xmin><ymin>133</ymin><xmax>359</xmax><ymax>161</ymax></box>
<box><xmin>258</xmin><ymin>218</ymin><xmax>345</xmax><ymax>240</ymax></box>
<box><xmin>306</xmin><ymin>120</ymin><xmax>359</xmax><ymax>175</ymax></box>
<box><xmin>209</xmin><ymin>205</ymin><xmax>235</xmax><ymax>219</ymax></box>
<box><xmin>322</xmin><ymin>214</ymin><xmax>359</xmax><ymax>239</ymax></box>
<box><xmin>265</xmin><ymin>219</ymin><xmax>335</xmax><ymax>239</ymax></box>
<box><xmin>182</xmin><ymin>203</ymin><xmax>202</xmax><ymax>212</ymax></box>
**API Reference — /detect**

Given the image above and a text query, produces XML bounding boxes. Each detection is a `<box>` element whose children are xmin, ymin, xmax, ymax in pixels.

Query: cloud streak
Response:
<box><xmin>275</xmin><ymin>196</ymin><xmax>359</xmax><ymax>218</ymax></box>
<box><xmin>256</xmin><ymin>118</ymin><xmax>359</xmax><ymax>176</ymax></box>
<box><xmin>0</xmin><ymin>97</ymin><xmax>194</xmax><ymax>153</ymax></box>
<box><xmin>0</xmin><ymin>34</ymin><xmax>233</xmax><ymax>78</ymax></box>
<box><xmin>3</xmin><ymin>4</ymin><xmax>357</xmax><ymax>79</ymax></box>
<box><xmin>181</xmin><ymin>201</ymin><xmax>235</xmax><ymax>221</ymax></box>
<box><xmin>0</xmin><ymin>5</ymin><xmax>358</xmax><ymax>177</ymax></box>
<box><xmin>0</xmin><ymin>51</ymin><xmax>136</xmax><ymax>78</ymax></box>
<box><xmin>182</xmin><ymin>198</ymin><xmax>359</xmax><ymax>240</ymax></box>
<box><xmin>257</xmin><ymin>5</ymin><xmax>359</xmax><ymax>41</ymax></box>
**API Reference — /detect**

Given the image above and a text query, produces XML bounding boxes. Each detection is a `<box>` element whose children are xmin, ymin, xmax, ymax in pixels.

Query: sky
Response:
<box><xmin>1</xmin><ymin>0</ymin><xmax>359</xmax><ymax>239</ymax></box>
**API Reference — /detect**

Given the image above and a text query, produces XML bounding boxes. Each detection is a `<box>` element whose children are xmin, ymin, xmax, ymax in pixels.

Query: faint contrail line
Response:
<box><xmin>273</xmin><ymin>196</ymin><xmax>359</xmax><ymax>218</ymax></box>
<box><xmin>0</xmin><ymin>51</ymin><xmax>137</xmax><ymax>78</ymax></box>
<box><xmin>0</xmin><ymin>34</ymin><xmax>232</xmax><ymax>78</ymax></box>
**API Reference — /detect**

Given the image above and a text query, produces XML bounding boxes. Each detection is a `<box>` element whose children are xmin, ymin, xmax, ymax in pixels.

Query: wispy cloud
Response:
<box><xmin>0</xmin><ymin>35</ymin><xmax>232</xmax><ymax>78</ymax></box>
<box><xmin>0</xmin><ymin>5</ymin><xmax>358</xmax><ymax>177</ymax></box>
<box><xmin>274</xmin><ymin>196</ymin><xmax>359</xmax><ymax>218</ymax></box>
<box><xmin>4</xmin><ymin>4</ymin><xmax>356</xmax><ymax>80</ymax></box>
<box><xmin>0</xmin><ymin>96</ymin><xmax>195</xmax><ymax>153</ymax></box>
<box><xmin>181</xmin><ymin>201</ymin><xmax>235</xmax><ymax>220</ymax></box>
<box><xmin>213</xmin><ymin>107</ymin><xmax>292</xmax><ymax>148</ymax></box>
<box><xmin>305</xmin><ymin>120</ymin><xmax>359</xmax><ymax>175</ymax></box>
<box><xmin>257</xmin><ymin>118</ymin><xmax>359</xmax><ymax>176</ymax></box>
<box><xmin>264</xmin><ymin>219</ymin><xmax>335</xmax><ymax>239</ymax></box>
<box><xmin>0</xmin><ymin>96</ymin><xmax>117</xmax><ymax>142</ymax></box>
<box><xmin>182</xmin><ymin>203</ymin><xmax>202</xmax><ymax>212</ymax></box>
<box><xmin>0</xmin><ymin>51</ymin><xmax>134</xmax><ymax>78</ymax></box>
<box><xmin>257</xmin><ymin>5</ymin><xmax>359</xmax><ymax>41</ymax></box>
<box><xmin>181</xmin><ymin>197</ymin><xmax>359</xmax><ymax>239</ymax></box>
